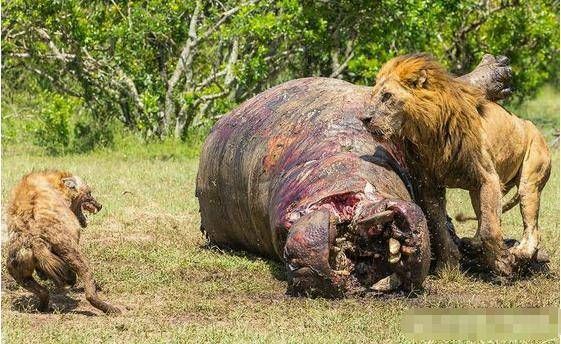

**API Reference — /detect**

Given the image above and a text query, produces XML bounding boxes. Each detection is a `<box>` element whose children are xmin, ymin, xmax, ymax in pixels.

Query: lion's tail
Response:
<box><xmin>501</xmin><ymin>193</ymin><xmax>520</xmax><ymax>214</ymax></box>
<box><xmin>454</xmin><ymin>212</ymin><xmax>477</xmax><ymax>222</ymax></box>
<box><xmin>455</xmin><ymin>193</ymin><xmax>520</xmax><ymax>222</ymax></box>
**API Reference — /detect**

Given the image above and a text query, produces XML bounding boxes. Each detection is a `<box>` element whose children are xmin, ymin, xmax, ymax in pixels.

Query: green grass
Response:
<box><xmin>506</xmin><ymin>84</ymin><xmax>560</xmax><ymax>140</ymax></box>
<box><xmin>1</xmin><ymin>89</ymin><xmax>559</xmax><ymax>343</ymax></box>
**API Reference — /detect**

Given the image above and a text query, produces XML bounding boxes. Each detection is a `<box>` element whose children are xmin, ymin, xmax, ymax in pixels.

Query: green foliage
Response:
<box><xmin>507</xmin><ymin>84</ymin><xmax>560</xmax><ymax>139</ymax></box>
<box><xmin>32</xmin><ymin>94</ymin><xmax>74</xmax><ymax>155</ymax></box>
<box><xmin>2</xmin><ymin>88</ymin><xmax>118</xmax><ymax>156</ymax></box>
<box><xmin>1</xmin><ymin>85</ymin><xmax>42</xmax><ymax>146</ymax></box>
<box><xmin>107</xmin><ymin>134</ymin><xmax>207</xmax><ymax>161</ymax></box>
<box><xmin>73</xmin><ymin>116</ymin><xmax>116</xmax><ymax>154</ymax></box>
<box><xmin>2</xmin><ymin>0</ymin><xmax>559</xmax><ymax>150</ymax></box>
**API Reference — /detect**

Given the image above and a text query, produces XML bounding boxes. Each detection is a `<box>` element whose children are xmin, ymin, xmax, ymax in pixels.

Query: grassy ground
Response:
<box><xmin>1</xmin><ymin>89</ymin><xmax>559</xmax><ymax>343</ymax></box>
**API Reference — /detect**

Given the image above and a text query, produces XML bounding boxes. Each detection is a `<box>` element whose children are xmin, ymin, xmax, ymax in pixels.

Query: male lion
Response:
<box><xmin>359</xmin><ymin>53</ymin><xmax>551</xmax><ymax>276</ymax></box>
<box><xmin>6</xmin><ymin>170</ymin><xmax>120</xmax><ymax>314</ymax></box>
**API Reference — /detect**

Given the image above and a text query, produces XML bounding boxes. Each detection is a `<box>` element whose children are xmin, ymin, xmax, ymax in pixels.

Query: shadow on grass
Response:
<box><xmin>460</xmin><ymin>260</ymin><xmax>556</xmax><ymax>286</ymax></box>
<box><xmin>459</xmin><ymin>247</ymin><xmax>555</xmax><ymax>285</ymax></box>
<box><xmin>201</xmin><ymin>242</ymin><xmax>287</xmax><ymax>281</ymax></box>
<box><xmin>11</xmin><ymin>293</ymin><xmax>96</xmax><ymax>316</ymax></box>
<box><xmin>453</xmin><ymin>234</ymin><xmax>556</xmax><ymax>284</ymax></box>
<box><xmin>200</xmin><ymin>243</ymin><xmax>429</xmax><ymax>299</ymax></box>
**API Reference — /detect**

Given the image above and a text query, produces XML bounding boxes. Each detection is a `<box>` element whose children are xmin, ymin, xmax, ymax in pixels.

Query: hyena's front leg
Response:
<box><xmin>50</xmin><ymin>236</ymin><xmax>121</xmax><ymax>314</ymax></box>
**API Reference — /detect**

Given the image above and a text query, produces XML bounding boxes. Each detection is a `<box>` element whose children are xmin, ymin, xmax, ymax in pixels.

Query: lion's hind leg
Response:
<box><xmin>510</xmin><ymin>135</ymin><xmax>551</xmax><ymax>262</ymax></box>
<box><xmin>512</xmin><ymin>184</ymin><xmax>544</xmax><ymax>261</ymax></box>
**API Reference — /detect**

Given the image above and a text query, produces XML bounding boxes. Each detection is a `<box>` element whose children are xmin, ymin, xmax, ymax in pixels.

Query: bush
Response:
<box><xmin>25</xmin><ymin>93</ymin><xmax>118</xmax><ymax>155</ymax></box>
<box><xmin>4</xmin><ymin>0</ymin><xmax>558</xmax><ymax>140</ymax></box>
<box><xmin>32</xmin><ymin>94</ymin><xmax>74</xmax><ymax>155</ymax></box>
<box><xmin>73</xmin><ymin>116</ymin><xmax>116</xmax><ymax>153</ymax></box>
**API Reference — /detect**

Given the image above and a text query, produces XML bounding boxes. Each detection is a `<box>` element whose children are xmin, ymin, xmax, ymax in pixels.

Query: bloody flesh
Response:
<box><xmin>196</xmin><ymin>77</ymin><xmax>430</xmax><ymax>296</ymax></box>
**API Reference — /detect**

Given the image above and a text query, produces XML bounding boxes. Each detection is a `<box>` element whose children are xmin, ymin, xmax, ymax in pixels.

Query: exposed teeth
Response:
<box><xmin>388</xmin><ymin>238</ymin><xmax>401</xmax><ymax>263</ymax></box>
<box><xmin>371</xmin><ymin>273</ymin><xmax>402</xmax><ymax>292</ymax></box>
<box><xmin>401</xmin><ymin>246</ymin><xmax>417</xmax><ymax>255</ymax></box>
<box><xmin>389</xmin><ymin>238</ymin><xmax>400</xmax><ymax>255</ymax></box>
<box><xmin>388</xmin><ymin>253</ymin><xmax>401</xmax><ymax>264</ymax></box>
<box><xmin>333</xmin><ymin>270</ymin><xmax>350</xmax><ymax>276</ymax></box>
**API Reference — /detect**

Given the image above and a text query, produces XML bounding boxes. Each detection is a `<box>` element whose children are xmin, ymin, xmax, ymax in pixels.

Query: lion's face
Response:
<box><xmin>359</xmin><ymin>78</ymin><xmax>412</xmax><ymax>139</ymax></box>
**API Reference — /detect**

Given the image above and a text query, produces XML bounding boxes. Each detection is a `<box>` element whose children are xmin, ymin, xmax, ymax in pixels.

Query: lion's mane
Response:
<box><xmin>377</xmin><ymin>53</ymin><xmax>488</xmax><ymax>172</ymax></box>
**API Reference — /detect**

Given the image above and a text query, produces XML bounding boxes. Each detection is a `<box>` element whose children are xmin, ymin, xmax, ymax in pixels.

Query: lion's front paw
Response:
<box><xmin>490</xmin><ymin>250</ymin><xmax>516</xmax><ymax>277</ymax></box>
<box><xmin>460</xmin><ymin>236</ymin><xmax>483</xmax><ymax>255</ymax></box>
<box><xmin>508</xmin><ymin>237</ymin><xmax>540</xmax><ymax>262</ymax></box>
<box><xmin>460</xmin><ymin>237</ymin><xmax>518</xmax><ymax>276</ymax></box>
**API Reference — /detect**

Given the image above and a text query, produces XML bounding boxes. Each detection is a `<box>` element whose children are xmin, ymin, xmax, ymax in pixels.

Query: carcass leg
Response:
<box><xmin>283</xmin><ymin>208</ymin><xmax>347</xmax><ymax>297</ymax></box>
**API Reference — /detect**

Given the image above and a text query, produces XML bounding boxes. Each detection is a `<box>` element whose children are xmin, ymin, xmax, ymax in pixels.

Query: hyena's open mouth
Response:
<box><xmin>75</xmin><ymin>198</ymin><xmax>102</xmax><ymax>227</ymax></box>
<box><xmin>82</xmin><ymin>201</ymin><xmax>102</xmax><ymax>214</ymax></box>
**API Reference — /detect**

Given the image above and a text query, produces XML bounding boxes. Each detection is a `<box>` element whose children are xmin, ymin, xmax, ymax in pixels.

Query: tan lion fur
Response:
<box><xmin>375</xmin><ymin>54</ymin><xmax>487</xmax><ymax>178</ymax></box>
<box><xmin>6</xmin><ymin>170</ymin><xmax>120</xmax><ymax>314</ymax></box>
<box><xmin>364</xmin><ymin>53</ymin><xmax>551</xmax><ymax>275</ymax></box>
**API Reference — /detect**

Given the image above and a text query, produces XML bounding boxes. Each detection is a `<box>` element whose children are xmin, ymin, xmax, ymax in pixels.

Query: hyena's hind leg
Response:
<box><xmin>6</xmin><ymin>245</ymin><xmax>50</xmax><ymax>312</ymax></box>
<box><xmin>34</xmin><ymin>242</ymin><xmax>78</xmax><ymax>290</ymax></box>
<box><xmin>36</xmin><ymin>266</ymin><xmax>77</xmax><ymax>289</ymax></box>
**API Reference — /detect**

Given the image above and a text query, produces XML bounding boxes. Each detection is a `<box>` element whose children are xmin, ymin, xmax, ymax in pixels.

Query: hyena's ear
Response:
<box><xmin>409</xmin><ymin>69</ymin><xmax>427</xmax><ymax>88</ymax></box>
<box><xmin>62</xmin><ymin>177</ymin><xmax>77</xmax><ymax>190</ymax></box>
